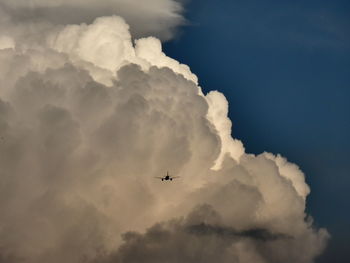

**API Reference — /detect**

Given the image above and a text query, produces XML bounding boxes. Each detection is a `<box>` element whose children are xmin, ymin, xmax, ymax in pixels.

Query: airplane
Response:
<box><xmin>155</xmin><ymin>171</ymin><xmax>180</xmax><ymax>181</ymax></box>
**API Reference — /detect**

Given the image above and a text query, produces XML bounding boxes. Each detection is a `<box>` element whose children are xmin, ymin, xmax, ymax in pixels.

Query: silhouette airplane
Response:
<box><xmin>155</xmin><ymin>171</ymin><xmax>180</xmax><ymax>181</ymax></box>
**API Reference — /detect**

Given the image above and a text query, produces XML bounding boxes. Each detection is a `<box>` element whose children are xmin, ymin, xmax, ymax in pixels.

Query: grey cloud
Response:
<box><xmin>0</xmin><ymin>0</ymin><xmax>185</xmax><ymax>40</ymax></box>
<box><xmin>185</xmin><ymin>204</ymin><xmax>292</xmax><ymax>242</ymax></box>
<box><xmin>101</xmin><ymin>222</ymin><xmax>239</xmax><ymax>263</ymax></box>
<box><xmin>97</xmin><ymin>204</ymin><xmax>322</xmax><ymax>263</ymax></box>
<box><xmin>0</xmin><ymin>57</ymin><xmax>222</xmax><ymax>262</ymax></box>
<box><xmin>187</xmin><ymin>223</ymin><xmax>292</xmax><ymax>241</ymax></box>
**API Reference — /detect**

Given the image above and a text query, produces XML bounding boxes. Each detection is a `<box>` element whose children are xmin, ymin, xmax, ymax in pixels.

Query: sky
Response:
<box><xmin>164</xmin><ymin>0</ymin><xmax>350</xmax><ymax>262</ymax></box>
<box><xmin>0</xmin><ymin>0</ymin><xmax>347</xmax><ymax>262</ymax></box>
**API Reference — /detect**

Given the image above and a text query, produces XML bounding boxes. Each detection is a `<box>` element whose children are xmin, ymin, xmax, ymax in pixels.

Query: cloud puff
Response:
<box><xmin>0</xmin><ymin>10</ymin><xmax>328</xmax><ymax>263</ymax></box>
<box><xmin>46</xmin><ymin>16</ymin><xmax>197</xmax><ymax>85</ymax></box>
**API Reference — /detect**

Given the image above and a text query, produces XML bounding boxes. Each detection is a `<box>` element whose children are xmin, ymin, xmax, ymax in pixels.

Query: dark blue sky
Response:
<box><xmin>164</xmin><ymin>0</ymin><xmax>350</xmax><ymax>262</ymax></box>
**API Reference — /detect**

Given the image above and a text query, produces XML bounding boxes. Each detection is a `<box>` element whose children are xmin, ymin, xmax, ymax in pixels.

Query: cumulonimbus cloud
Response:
<box><xmin>0</xmin><ymin>5</ymin><xmax>328</xmax><ymax>263</ymax></box>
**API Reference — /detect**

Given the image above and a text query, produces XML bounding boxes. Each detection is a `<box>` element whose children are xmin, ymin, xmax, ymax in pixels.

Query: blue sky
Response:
<box><xmin>164</xmin><ymin>0</ymin><xmax>350</xmax><ymax>261</ymax></box>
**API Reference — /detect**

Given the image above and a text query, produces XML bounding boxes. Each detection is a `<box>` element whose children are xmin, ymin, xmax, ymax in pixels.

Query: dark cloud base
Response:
<box><xmin>97</xmin><ymin>205</ymin><xmax>310</xmax><ymax>263</ymax></box>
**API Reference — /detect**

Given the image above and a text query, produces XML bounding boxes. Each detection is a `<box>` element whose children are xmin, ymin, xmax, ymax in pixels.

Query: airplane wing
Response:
<box><xmin>171</xmin><ymin>176</ymin><xmax>180</xmax><ymax>179</ymax></box>
<box><xmin>154</xmin><ymin>177</ymin><xmax>163</xmax><ymax>179</ymax></box>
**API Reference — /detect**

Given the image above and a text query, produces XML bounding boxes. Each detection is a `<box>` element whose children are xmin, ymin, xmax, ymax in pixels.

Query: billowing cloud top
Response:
<box><xmin>0</xmin><ymin>3</ymin><xmax>328</xmax><ymax>263</ymax></box>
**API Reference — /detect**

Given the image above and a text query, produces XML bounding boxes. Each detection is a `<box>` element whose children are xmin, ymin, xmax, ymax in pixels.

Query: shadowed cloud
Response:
<box><xmin>187</xmin><ymin>223</ymin><xmax>292</xmax><ymax>241</ymax></box>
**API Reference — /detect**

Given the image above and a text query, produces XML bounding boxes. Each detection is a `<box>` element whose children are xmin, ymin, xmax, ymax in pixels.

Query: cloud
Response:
<box><xmin>45</xmin><ymin>16</ymin><xmax>197</xmax><ymax>85</ymax></box>
<box><xmin>0</xmin><ymin>36</ymin><xmax>14</xmax><ymax>50</ymax></box>
<box><xmin>99</xmin><ymin>205</ymin><xmax>327</xmax><ymax>263</ymax></box>
<box><xmin>0</xmin><ymin>0</ymin><xmax>185</xmax><ymax>41</ymax></box>
<box><xmin>187</xmin><ymin>223</ymin><xmax>291</xmax><ymax>242</ymax></box>
<box><xmin>0</xmin><ymin>7</ymin><xmax>328</xmax><ymax>263</ymax></box>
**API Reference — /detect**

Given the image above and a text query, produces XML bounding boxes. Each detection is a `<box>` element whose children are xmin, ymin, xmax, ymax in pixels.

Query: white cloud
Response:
<box><xmin>0</xmin><ymin>8</ymin><xmax>328</xmax><ymax>263</ymax></box>
<box><xmin>46</xmin><ymin>16</ymin><xmax>196</xmax><ymax>86</ymax></box>
<box><xmin>206</xmin><ymin>90</ymin><xmax>245</xmax><ymax>168</ymax></box>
